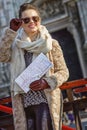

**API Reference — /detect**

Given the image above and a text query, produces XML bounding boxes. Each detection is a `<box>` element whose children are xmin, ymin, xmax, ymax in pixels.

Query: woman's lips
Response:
<box><xmin>28</xmin><ymin>24</ymin><xmax>35</xmax><ymax>29</ymax></box>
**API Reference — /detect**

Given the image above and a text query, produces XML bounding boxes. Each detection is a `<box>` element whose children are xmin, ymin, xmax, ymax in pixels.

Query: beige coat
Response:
<box><xmin>0</xmin><ymin>28</ymin><xmax>69</xmax><ymax>130</ymax></box>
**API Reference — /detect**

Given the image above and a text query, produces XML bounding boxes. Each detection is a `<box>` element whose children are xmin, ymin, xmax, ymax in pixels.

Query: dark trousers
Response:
<box><xmin>24</xmin><ymin>103</ymin><xmax>53</xmax><ymax>130</ymax></box>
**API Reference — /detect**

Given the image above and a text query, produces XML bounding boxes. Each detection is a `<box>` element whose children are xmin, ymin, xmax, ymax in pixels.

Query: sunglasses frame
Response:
<box><xmin>21</xmin><ymin>16</ymin><xmax>40</xmax><ymax>24</ymax></box>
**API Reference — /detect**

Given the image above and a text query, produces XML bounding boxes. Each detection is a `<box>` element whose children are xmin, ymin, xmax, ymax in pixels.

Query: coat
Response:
<box><xmin>0</xmin><ymin>28</ymin><xmax>69</xmax><ymax>130</ymax></box>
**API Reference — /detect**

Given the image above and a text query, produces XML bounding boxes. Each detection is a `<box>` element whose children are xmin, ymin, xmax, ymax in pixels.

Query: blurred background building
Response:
<box><xmin>0</xmin><ymin>0</ymin><xmax>87</xmax><ymax>98</ymax></box>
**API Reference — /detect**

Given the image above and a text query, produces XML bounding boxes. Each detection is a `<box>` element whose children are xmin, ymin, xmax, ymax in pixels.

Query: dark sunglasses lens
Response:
<box><xmin>22</xmin><ymin>16</ymin><xmax>39</xmax><ymax>24</ymax></box>
<box><xmin>32</xmin><ymin>16</ymin><xmax>39</xmax><ymax>22</ymax></box>
<box><xmin>23</xmin><ymin>18</ymin><xmax>30</xmax><ymax>24</ymax></box>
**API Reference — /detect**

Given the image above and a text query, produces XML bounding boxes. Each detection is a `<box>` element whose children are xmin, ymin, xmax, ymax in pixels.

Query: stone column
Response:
<box><xmin>77</xmin><ymin>0</ymin><xmax>87</xmax><ymax>48</ymax></box>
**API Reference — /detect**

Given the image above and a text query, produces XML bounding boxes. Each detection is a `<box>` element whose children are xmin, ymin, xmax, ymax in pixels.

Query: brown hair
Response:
<box><xmin>19</xmin><ymin>3</ymin><xmax>40</xmax><ymax>18</ymax></box>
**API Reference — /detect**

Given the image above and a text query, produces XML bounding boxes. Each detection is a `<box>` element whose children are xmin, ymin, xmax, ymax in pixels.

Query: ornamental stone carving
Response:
<box><xmin>31</xmin><ymin>0</ymin><xmax>65</xmax><ymax>20</ymax></box>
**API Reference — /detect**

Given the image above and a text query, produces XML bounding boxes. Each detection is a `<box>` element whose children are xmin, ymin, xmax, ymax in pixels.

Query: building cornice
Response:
<box><xmin>42</xmin><ymin>15</ymin><xmax>71</xmax><ymax>33</ymax></box>
<box><xmin>63</xmin><ymin>0</ymin><xmax>76</xmax><ymax>4</ymax></box>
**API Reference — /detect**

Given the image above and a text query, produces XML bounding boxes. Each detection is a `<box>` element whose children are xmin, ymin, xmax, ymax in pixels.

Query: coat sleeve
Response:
<box><xmin>44</xmin><ymin>40</ymin><xmax>69</xmax><ymax>89</ymax></box>
<box><xmin>0</xmin><ymin>28</ymin><xmax>17</xmax><ymax>62</ymax></box>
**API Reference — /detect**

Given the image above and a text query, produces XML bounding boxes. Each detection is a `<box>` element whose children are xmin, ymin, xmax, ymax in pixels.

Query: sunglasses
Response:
<box><xmin>21</xmin><ymin>16</ymin><xmax>40</xmax><ymax>24</ymax></box>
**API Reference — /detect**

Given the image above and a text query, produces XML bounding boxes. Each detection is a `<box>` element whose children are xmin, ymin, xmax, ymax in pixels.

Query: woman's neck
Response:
<box><xmin>27</xmin><ymin>31</ymin><xmax>39</xmax><ymax>41</ymax></box>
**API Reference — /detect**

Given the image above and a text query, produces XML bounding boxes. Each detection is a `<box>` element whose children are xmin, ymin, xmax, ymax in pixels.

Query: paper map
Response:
<box><xmin>15</xmin><ymin>53</ymin><xmax>53</xmax><ymax>93</ymax></box>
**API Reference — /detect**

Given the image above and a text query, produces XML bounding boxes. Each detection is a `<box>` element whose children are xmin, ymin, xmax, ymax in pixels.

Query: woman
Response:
<box><xmin>0</xmin><ymin>3</ymin><xmax>69</xmax><ymax>130</ymax></box>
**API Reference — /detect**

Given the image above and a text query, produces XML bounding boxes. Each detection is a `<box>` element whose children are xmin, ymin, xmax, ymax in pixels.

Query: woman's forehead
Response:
<box><xmin>21</xmin><ymin>9</ymin><xmax>39</xmax><ymax>18</ymax></box>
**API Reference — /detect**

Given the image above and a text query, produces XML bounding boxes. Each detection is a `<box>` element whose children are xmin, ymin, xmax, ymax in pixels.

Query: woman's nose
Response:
<box><xmin>30</xmin><ymin>18</ymin><xmax>34</xmax><ymax>23</ymax></box>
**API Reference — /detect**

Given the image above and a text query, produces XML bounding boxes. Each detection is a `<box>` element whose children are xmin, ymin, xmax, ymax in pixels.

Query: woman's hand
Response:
<box><xmin>10</xmin><ymin>18</ymin><xmax>22</xmax><ymax>31</ymax></box>
<box><xmin>30</xmin><ymin>79</ymin><xmax>50</xmax><ymax>91</ymax></box>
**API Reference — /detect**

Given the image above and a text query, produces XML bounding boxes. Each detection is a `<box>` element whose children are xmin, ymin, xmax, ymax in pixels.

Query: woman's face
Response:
<box><xmin>21</xmin><ymin>9</ymin><xmax>41</xmax><ymax>35</ymax></box>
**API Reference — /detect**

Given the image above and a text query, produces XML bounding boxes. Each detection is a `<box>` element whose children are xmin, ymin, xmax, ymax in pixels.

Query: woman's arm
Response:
<box><xmin>0</xmin><ymin>28</ymin><xmax>17</xmax><ymax>62</ymax></box>
<box><xmin>44</xmin><ymin>40</ymin><xmax>69</xmax><ymax>89</ymax></box>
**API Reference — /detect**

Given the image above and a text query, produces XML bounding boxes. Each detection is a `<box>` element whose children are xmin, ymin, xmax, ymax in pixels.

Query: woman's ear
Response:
<box><xmin>39</xmin><ymin>17</ymin><xmax>41</xmax><ymax>23</ymax></box>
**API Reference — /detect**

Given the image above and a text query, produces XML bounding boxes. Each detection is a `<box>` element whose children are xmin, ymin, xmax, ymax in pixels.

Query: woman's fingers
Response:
<box><xmin>30</xmin><ymin>79</ymin><xmax>41</xmax><ymax>88</ymax></box>
<box><xmin>30</xmin><ymin>79</ymin><xmax>50</xmax><ymax>91</ymax></box>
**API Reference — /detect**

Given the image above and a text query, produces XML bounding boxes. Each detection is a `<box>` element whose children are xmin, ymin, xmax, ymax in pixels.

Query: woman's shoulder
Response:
<box><xmin>52</xmin><ymin>39</ymin><xmax>62</xmax><ymax>51</ymax></box>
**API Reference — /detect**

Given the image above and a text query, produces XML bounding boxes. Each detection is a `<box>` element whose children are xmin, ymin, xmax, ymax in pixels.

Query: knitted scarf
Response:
<box><xmin>11</xmin><ymin>25</ymin><xmax>52</xmax><ymax>96</ymax></box>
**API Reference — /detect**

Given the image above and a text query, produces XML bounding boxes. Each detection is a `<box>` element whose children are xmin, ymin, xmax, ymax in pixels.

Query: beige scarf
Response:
<box><xmin>11</xmin><ymin>25</ymin><xmax>52</xmax><ymax>96</ymax></box>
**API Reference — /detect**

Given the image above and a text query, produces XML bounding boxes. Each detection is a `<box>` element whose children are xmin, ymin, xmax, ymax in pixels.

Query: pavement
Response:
<box><xmin>68</xmin><ymin>111</ymin><xmax>87</xmax><ymax>130</ymax></box>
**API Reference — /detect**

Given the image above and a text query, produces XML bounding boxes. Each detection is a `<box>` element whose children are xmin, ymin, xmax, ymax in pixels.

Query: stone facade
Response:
<box><xmin>0</xmin><ymin>0</ymin><xmax>15</xmax><ymax>34</ymax></box>
<box><xmin>0</xmin><ymin>0</ymin><xmax>87</xmax><ymax>98</ymax></box>
<box><xmin>0</xmin><ymin>0</ymin><xmax>15</xmax><ymax>98</ymax></box>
